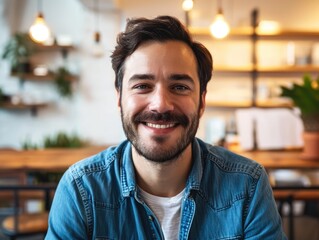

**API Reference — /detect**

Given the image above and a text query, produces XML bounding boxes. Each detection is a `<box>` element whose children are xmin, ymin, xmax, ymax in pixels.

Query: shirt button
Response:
<box><xmin>148</xmin><ymin>215</ymin><xmax>153</xmax><ymax>221</ymax></box>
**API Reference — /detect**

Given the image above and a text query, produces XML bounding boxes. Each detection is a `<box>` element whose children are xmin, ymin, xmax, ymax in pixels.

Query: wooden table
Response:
<box><xmin>234</xmin><ymin>149</ymin><xmax>319</xmax><ymax>170</ymax></box>
<box><xmin>1</xmin><ymin>146</ymin><xmax>319</xmax><ymax>172</ymax></box>
<box><xmin>0</xmin><ymin>146</ymin><xmax>108</xmax><ymax>172</ymax></box>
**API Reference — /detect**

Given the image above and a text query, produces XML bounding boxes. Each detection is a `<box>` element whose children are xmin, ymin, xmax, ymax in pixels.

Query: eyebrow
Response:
<box><xmin>169</xmin><ymin>74</ymin><xmax>194</xmax><ymax>84</ymax></box>
<box><xmin>129</xmin><ymin>73</ymin><xmax>195</xmax><ymax>84</ymax></box>
<box><xmin>129</xmin><ymin>74</ymin><xmax>155</xmax><ymax>81</ymax></box>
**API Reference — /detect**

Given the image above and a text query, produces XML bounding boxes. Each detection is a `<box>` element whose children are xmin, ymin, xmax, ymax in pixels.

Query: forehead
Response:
<box><xmin>123</xmin><ymin>40</ymin><xmax>198</xmax><ymax>76</ymax></box>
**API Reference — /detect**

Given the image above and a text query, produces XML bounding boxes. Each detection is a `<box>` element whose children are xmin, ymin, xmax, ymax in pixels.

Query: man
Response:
<box><xmin>46</xmin><ymin>16</ymin><xmax>286</xmax><ymax>239</ymax></box>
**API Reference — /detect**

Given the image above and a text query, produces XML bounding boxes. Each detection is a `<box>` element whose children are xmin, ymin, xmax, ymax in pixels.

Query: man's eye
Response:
<box><xmin>132</xmin><ymin>84</ymin><xmax>153</xmax><ymax>92</ymax></box>
<box><xmin>173</xmin><ymin>85</ymin><xmax>190</xmax><ymax>91</ymax></box>
<box><xmin>133</xmin><ymin>84</ymin><xmax>149</xmax><ymax>90</ymax></box>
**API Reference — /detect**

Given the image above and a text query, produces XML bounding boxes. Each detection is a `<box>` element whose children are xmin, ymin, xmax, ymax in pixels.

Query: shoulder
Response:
<box><xmin>197</xmin><ymin>139</ymin><xmax>263</xmax><ymax>180</ymax></box>
<box><xmin>195</xmin><ymin>139</ymin><xmax>270</xmax><ymax>211</ymax></box>
<box><xmin>64</xmin><ymin>140</ymin><xmax>130</xmax><ymax>181</ymax></box>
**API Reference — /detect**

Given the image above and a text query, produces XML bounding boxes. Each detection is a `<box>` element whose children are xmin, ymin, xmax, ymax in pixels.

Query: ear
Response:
<box><xmin>116</xmin><ymin>89</ymin><xmax>121</xmax><ymax>109</ymax></box>
<box><xmin>199</xmin><ymin>91</ymin><xmax>206</xmax><ymax>118</ymax></box>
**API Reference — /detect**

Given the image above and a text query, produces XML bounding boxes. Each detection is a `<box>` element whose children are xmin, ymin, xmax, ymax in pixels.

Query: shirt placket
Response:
<box><xmin>143</xmin><ymin>204</ymin><xmax>165</xmax><ymax>240</ymax></box>
<box><xmin>179</xmin><ymin>196</ymin><xmax>196</xmax><ymax>240</ymax></box>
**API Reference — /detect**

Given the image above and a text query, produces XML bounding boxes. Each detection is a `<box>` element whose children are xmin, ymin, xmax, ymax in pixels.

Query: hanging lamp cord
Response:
<box><xmin>217</xmin><ymin>0</ymin><xmax>223</xmax><ymax>14</ymax></box>
<box><xmin>94</xmin><ymin>0</ymin><xmax>101</xmax><ymax>43</ymax></box>
<box><xmin>38</xmin><ymin>0</ymin><xmax>43</xmax><ymax>15</ymax></box>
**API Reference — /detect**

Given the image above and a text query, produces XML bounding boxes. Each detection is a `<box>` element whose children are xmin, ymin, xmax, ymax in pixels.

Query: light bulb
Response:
<box><xmin>182</xmin><ymin>0</ymin><xmax>193</xmax><ymax>11</ymax></box>
<box><xmin>209</xmin><ymin>13</ymin><xmax>230</xmax><ymax>39</ymax></box>
<box><xmin>29</xmin><ymin>13</ymin><xmax>50</xmax><ymax>43</ymax></box>
<box><xmin>92</xmin><ymin>31</ymin><xmax>105</xmax><ymax>57</ymax></box>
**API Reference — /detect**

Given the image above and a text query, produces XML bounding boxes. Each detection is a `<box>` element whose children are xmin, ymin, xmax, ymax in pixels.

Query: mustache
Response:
<box><xmin>134</xmin><ymin>111</ymin><xmax>189</xmax><ymax>127</ymax></box>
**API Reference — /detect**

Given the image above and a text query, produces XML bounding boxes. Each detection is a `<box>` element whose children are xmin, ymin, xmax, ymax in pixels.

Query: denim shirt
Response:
<box><xmin>46</xmin><ymin>138</ymin><xmax>286</xmax><ymax>240</ymax></box>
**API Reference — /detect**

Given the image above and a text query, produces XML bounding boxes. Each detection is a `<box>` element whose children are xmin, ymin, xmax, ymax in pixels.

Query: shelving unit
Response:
<box><xmin>214</xmin><ymin>65</ymin><xmax>319</xmax><ymax>73</ymax></box>
<box><xmin>1</xmin><ymin>43</ymin><xmax>77</xmax><ymax>115</ymax></box>
<box><xmin>0</xmin><ymin>102</ymin><xmax>48</xmax><ymax>116</ymax></box>
<box><xmin>205</xmin><ymin>99</ymin><xmax>293</xmax><ymax>109</ymax></box>
<box><xmin>189</xmin><ymin>27</ymin><xmax>319</xmax><ymax>40</ymax></box>
<box><xmin>36</xmin><ymin>43</ymin><xmax>76</xmax><ymax>59</ymax></box>
<box><xmin>11</xmin><ymin>72</ymin><xmax>78</xmax><ymax>81</ymax></box>
<box><xmin>189</xmin><ymin>9</ymin><xmax>319</xmax><ymax>108</ymax></box>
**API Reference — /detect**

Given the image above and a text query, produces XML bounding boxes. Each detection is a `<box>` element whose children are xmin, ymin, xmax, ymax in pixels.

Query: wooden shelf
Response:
<box><xmin>0</xmin><ymin>102</ymin><xmax>48</xmax><ymax>116</ymax></box>
<box><xmin>214</xmin><ymin>65</ymin><xmax>319</xmax><ymax>73</ymax></box>
<box><xmin>11</xmin><ymin>72</ymin><xmax>78</xmax><ymax>81</ymax></box>
<box><xmin>37</xmin><ymin>44</ymin><xmax>75</xmax><ymax>51</ymax></box>
<box><xmin>190</xmin><ymin>27</ymin><xmax>319</xmax><ymax>39</ymax></box>
<box><xmin>36</xmin><ymin>44</ymin><xmax>76</xmax><ymax>58</ymax></box>
<box><xmin>214</xmin><ymin>66</ymin><xmax>253</xmax><ymax>73</ymax></box>
<box><xmin>206</xmin><ymin>99</ymin><xmax>293</xmax><ymax>108</ymax></box>
<box><xmin>0</xmin><ymin>102</ymin><xmax>47</xmax><ymax>109</ymax></box>
<box><xmin>258</xmin><ymin>65</ymin><xmax>319</xmax><ymax>73</ymax></box>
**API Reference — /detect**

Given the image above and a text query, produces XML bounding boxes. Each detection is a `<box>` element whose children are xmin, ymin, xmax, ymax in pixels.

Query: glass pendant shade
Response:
<box><xmin>92</xmin><ymin>31</ymin><xmax>104</xmax><ymax>57</ymax></box>
<box><xmin>29</xmin><ymin>13</ymin><xmax>50</xmax><ymax>43</ymax></box>
<box><xmin>92</xmin><ymin>0</ymin><xmax>104</xmax><ymax>57</ymax></box>
<box><xmin>209</xmin><ymin>11</ymin><xmax>230</xmax><ymax>39</ymax></box>
<box><xmin>182</xmin><ymin>0</ymin><xmax>194</xmax><ymax>11</ymax></box>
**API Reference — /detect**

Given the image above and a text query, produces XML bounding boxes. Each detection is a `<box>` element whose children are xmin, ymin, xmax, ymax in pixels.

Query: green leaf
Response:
<box><xmin>54</xmin><ymin>67</ymin><xmax>73</xmax><ymax>98</ymax></box>
<box><xmin>2</xmin><ymin>32</ymin><xmax>37</xmax><ymax>70</ymax></box>
<box><xmin>43</xmin><ymin>132</ymin><xmax>86</xmax><ymax>148</ymax></box>
<box><xmin>279</xmin><ymin>74</ymin><xmax>319</xmax><ymax>116</ymax></box>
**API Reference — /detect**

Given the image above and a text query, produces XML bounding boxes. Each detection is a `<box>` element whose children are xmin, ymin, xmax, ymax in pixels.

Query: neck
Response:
<box><xmin>132</xmin><ymin>144</ymin><xmax>193</xmax><ymax>197</ymax></box>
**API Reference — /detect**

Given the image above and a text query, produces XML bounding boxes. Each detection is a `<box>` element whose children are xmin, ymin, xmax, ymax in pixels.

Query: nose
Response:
<box><xmin>148</xmin><ymin>87</ymin><xmax>174</xmax><ymax>113</ymax></box>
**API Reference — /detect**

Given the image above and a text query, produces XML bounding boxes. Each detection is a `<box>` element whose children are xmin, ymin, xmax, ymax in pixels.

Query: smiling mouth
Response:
<box><xmin>135</xmin><ymin>111</ymin><xmax>188</xmax><ymax>129</ymax></box>
<box><xmin>145</xmin><ymin>122</ymin><xmax>176</xmax><ymax>129</ymax></box>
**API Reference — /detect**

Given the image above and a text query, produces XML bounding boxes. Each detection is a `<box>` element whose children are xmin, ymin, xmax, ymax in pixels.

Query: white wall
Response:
<box><xmin>0</xmin><ymin>0</ymin><xmax>123</xmax><ymax>148</ymax></box>
<box><xmin>0</xmin><ymin>0</ymin><xmax>319</xmax><ymax>149</ymax></box>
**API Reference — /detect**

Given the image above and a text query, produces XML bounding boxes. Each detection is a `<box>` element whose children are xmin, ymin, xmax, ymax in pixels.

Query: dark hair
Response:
<box><xmin>111</xmin><ymin>15</ymin><xmax>213</xmax><ymax>94</ymax></box>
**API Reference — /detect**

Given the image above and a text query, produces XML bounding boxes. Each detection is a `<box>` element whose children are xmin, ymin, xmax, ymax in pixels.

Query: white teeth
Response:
<box><xmin>146</xmin><ymin>123</ymin><xmax>175</xmax><ymax>129</ymax></box>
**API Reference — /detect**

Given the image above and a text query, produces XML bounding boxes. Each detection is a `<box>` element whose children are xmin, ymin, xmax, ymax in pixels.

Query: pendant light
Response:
<box><xmin>182</xmin><ymin>0</ymin><xmax>194</xmax><ymax>11</ymax></box>
<box><xmin>209</xmin><ymin>0</ymin><xmax>230</xmax><ymax>39</ymax></box>
<box><xmin>92</xmin><ymin>0</ymin><xmax>105</xmax><ymax>57</ymax></box>
<box><xmin>29</xmin><ymin>0</ymin><xmax>51</xmax><ymax>43</ymax></box>
<box><xmin>182</xmin><ymin>0</ymin><xmax>194</xmax><ymax>28</ymax></box>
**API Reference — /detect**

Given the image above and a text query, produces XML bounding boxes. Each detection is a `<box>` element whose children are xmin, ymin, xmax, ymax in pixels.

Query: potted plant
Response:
<box><xmin>1</xmin><ymin>33</ymin><xmax>37</xmax><ymax>74</ymax></box>
<box><xmin>0</xmin><ymin>88</ymin><xmax>4</xmax><ymax>104</ymax></box>
<box><xmin>22</xmin><ymin>132</ymin><xmax>87</xmax><ymax>184</ymax></box>
<box><xmin>280</xmin><ymin>74</ymin><xmax>319</xmax><ymax>159</ymax></box>
<box><xmin>0</xmin><ymin>87</ymin><xmax>12</xmax><ymax>105</ymax></box>
<box><xmin>43</xmin><ymin>132</ymin><xmax>85</xmax><ymax>148</ymax></box>
<box><xmin>22</xmin><ymin>132</ymin><xmax>87</xmax><ymax>150</ymax></box>
<box><xmin>53</xmin><ymin>66</ymin><xmax>73</xmax><ymax>98</ymax></box>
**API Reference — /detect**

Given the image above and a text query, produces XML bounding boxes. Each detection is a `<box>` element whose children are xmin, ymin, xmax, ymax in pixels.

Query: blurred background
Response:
<box><xmin>0</xmin><ymin>0</ymin><xmax>318</xmax><ymax>150</ymax></box>
<box><xmin>1</xmin><ymin>1</ymin><xmax>319</xmax><ymax>239</ymax></box>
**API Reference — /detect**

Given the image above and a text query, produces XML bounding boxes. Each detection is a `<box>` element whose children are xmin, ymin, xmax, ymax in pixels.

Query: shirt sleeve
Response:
<box><xmin>244</xmin><ymin>166</ymin><xmax>287</xmax><ymax>240</ymax></box>
<box><xmin>45</xmin><ymin>170</ymin><xmax>89</xmax><ymax>240</ymax></box>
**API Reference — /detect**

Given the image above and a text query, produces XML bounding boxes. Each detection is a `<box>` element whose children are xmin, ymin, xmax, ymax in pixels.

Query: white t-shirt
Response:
<box><xmin>139</xmin><ymin>187</ymin><xmax>185</xmax><ymax>240</ymax></box>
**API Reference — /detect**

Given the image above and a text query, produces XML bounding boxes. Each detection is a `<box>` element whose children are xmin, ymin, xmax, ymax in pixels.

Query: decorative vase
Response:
<box><xmin>301</xmin><ymin>131</ymin><xmax>319</xmax><ymax>160</ymax></box>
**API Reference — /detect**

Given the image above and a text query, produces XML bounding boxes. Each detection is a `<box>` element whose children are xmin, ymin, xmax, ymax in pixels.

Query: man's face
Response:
<box><xmin>118</xmin><ymin>40</ymin><xmax>206</xmax><ymax>163</ymax></box>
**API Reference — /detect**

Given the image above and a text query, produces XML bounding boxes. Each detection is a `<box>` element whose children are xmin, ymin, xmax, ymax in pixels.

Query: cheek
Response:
<box><xmin>121</xmin><ymin>94</ymin><xmax>145</xmax><ymax>116</ymax></box>
<box><xmin>176</xmin><ymin>97</ymin><xmax>199</xmax><ymax>115</ymax></box>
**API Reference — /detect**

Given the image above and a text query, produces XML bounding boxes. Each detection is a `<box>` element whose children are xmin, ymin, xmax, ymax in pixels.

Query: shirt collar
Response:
<box><xmin>120</xmin><ymin>138</ymin><xmax>203</xmax><ymax>198</ymax></box>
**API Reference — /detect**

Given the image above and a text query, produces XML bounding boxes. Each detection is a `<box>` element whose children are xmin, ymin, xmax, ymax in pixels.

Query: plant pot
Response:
<box><xmin>301</xmin><ymin>131</ymin><xmax>319</xmax><ymax>160</ymax></box>
<box><xmin>12</xmin><ymin>62</ymin><xmax>32</xmax><ymax>74</ymax></box>
<box><xmin>302</xmin><ymin>114</ymin><xmax>319</xmax><ymax>132</ymax></box>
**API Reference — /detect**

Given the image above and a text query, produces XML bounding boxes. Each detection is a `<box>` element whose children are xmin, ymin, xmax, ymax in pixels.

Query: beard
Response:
<box><xmin>120</xmin><ymin>107</ymin><xmax>200</xmax><ymax>163</ymax></box>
